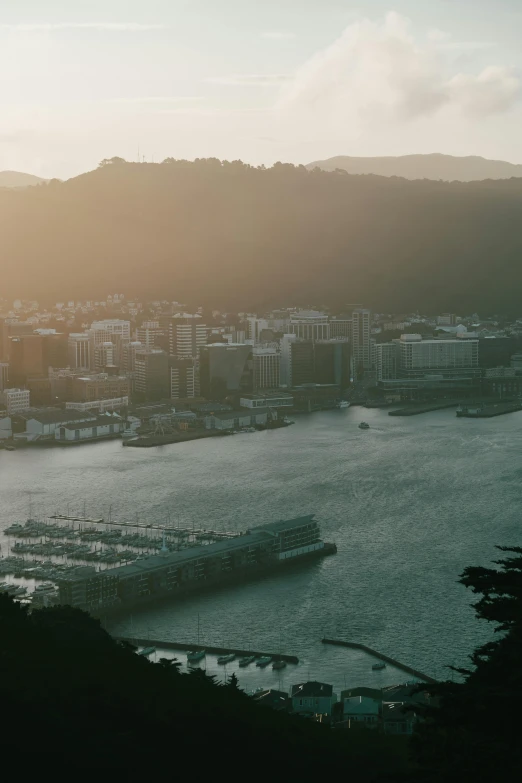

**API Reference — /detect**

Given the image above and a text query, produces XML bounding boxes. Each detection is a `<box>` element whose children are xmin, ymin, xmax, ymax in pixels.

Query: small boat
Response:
<box><xmin>217</xmin><ymin>653</ymin><xmax>236</xmax><ymax>665</ymax></box>
<box><xmin>372</xmin><ymin>662</ymin><xmax>386</xmax><ymax>670</ymax></box>
<box><xmin>255</xmin><ymin>656</ymin><xmax>272</xmax><ymax>667</ymax></box>
<box><xmin>272</xmin><ymin>660</ymin><xmax>287</xmax><ymax>670</ymax></box>
<box><xmin>238</xmin><ymin>655</ymin><xmax>255</xmax><ymax>667</ymax></box>
<box><xmin>4</xmin><ymin>445</ymin><xmax>15</xmax><ymax>451</ymax></box>
<box><xmin>359</xmin><ymin>422</ymin><xmax>370</xmax><ymax>430</ymax></box>
<box><xmin>337</xmin><ymin>400</ymin><xmax>350</xmax><ymax>409</ymax></box>
<box><xmin>187</xmin><ymin>650</ymin><xmax>206</xmax><ymax>663</ymax></box>
<box><xmin>137</xmin><ymin>646</ymin><xmax>156</xmax><ymax>657</ymax></box>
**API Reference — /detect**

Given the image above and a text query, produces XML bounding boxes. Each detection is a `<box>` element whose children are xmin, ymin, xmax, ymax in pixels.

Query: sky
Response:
<box><xmin>1</xmin><ymin>0</ymin><xmax>522</xmax><ymax>178</ymax></box>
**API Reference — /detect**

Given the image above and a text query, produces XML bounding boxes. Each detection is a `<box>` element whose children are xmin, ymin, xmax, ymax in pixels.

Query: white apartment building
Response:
<box><xmin>396</xmin><ymin>334</ymin><xmax>479</xmax><ymax>377</ymax></box>
<box><xmin>352</xmin><ymin>309</ymin><xmax>372</xmax><ymax>372</ymax></box>
<box><xmin>2</xmin><ymin>388</ymin><xmax>31</xmax><ymax>414</ymax></box>
<box><xmin>374</xmin><ymin>343</ymin><xmax>398</xmax><ymax>381</ymax></box>
<box><xmin>253</xmin><ymin>347</ymin><xmax>280</xmax><ymax>390</ymax></box>
<box><xmin>169</xmin><ymin>314</ymin><xmax>207</xmax><ymax>358</ymax></box>
<box><xmin>288</xmin><ymin>311</ymin><xmax>330</xmax><ymax>341</ymax></box>
<box><xmin>68</xmin><ymin>333</ymin><xmax>91</xmax><ymax>370</ymax></box>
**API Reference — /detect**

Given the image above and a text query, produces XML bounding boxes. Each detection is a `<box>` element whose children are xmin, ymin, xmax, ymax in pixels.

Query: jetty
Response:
<box><xmin>116</xmin><ymin>637</ymin><xmax>298</xmax><ymax>664</ymax></box>
<box><xmin>388</xmin><ymin>401</ymin><xmax>460</xmax><ymax>417</ymax></box>
<box><xmin>322</xmin><ymin>638</ymin><xmax>437</xmax><ymax>683</ymax></box>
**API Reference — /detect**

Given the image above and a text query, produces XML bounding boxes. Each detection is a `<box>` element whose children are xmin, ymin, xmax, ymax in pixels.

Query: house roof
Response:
<box><xmin>61</xmin><ymin>417</ymin><xmax>121</xmax><ymax>431</ymax></box>
<box><xmin>24</xmin><ymin>409</ymin><xmax>97</xmax><ymax>425</ymax></box>
<box><xmin>291</xmin><ymin>681</ymin><xmax>333</xmax><ymax>698</ymax></box>
<box><xmin>341</xmin><ymin>687</ymin><xmax>382</xmax><ymax>701</ymax></box>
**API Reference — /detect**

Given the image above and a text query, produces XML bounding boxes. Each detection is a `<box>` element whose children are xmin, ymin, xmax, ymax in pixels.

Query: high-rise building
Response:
<box><xmin>395</xmin><ymin>334</ymin><xmax>479</xmax><ymax>378</ymax></box>
<box><xmin>0</xmin><ymin>319</ymin><xmax>8</xmax><ymax>361</ymax></box>
<box><xmin>8</xmin><ymin>335</ymin><xmax>44</xmax><ymax>386</ymax></box>
<box><xmin>352</xmin><ymin>309</ymin><xmax>372</xmax><ymax>375</ymax></box>
<box><xmin>289</xmin><ymin>339</ymin><xmax>350</xmax><ymax>389</ymax></box>
<box><xmin>330</xmin><ymin>319</ymin><xmax>352</xmax><ymax>340</ymax></box>
<box><xmin>71</xmin><ymin>374</ymin><xmax>130</xmax><ymax>402</ymax></box>
<box><xmin>437</xmin><ymin>313</ymin><xmax>457</xmax><ymax>326</ymax></box>
<box><xmin>121</xmin><ymin>341</ymin><xmax>143</xmax><ymax>373</ymax></box>
<box><xmin>374</xmin><ymin>343</ymin><xmax>398</xmax><ymax>381</ymax></box>
<box><xmin>94</xmin><ymin>342</ymin><xmax>116</xmax><ymax>371</ymax></box>
<box><xmin>246</xmin><ymin>317</ymin><xmax>269</xmax><ymax>344</ymax></box>
<box><xmin>90</xmin><ymin>319</ymin><xmax>131</xmax><ymax>343</ymax></box>
<box><xmin>290</xmin><ymin>341</ymin><xmax>315</xmax><ymax>386</ymax></box>
<box><xmin>2</xmin><ymin>388</ymin><xmax>31</xmax><ymax>414</ymax></box>
<box><xmin>288</xmin><ymin>311</ymin><xmax>330</xmax><ymax>341</ymax></box>
<box><xmin>0</xmin><ymin>362</ymin><xmax>9</xmax><ymax>392</ymax></box>
<box><xmin>170</xmin><ymin>358</ymin><xmax>197</xmax><ymax>400</ymax></box>
<box><xmin>253</xmin><ymin>347</ymin><xmax>280</xmax><ymax>390</ymax></box>
<box><xmin>280</xmin><ymin>334</ymin><xmax>297</xmax><ymax>387</ymax></box>
<box><xmin>68</xmin><ymin>333</ymin><xmax>91</xmax><ymax>370</ymax></box>
<box><xmin>134</xmin><ymin>349</ymin><xmax>170</xmax><ymax>401</ymax></box>
<box><xmin>169</xmin><ymin>314</ymin><xmax>207</xmax><ymax>358</ymax></box>
<box><xmin>40</xmin><ymin>332</ymin><xmax>68</xmax><ymax>370</ymax></box>
<box><xmin>136</xmin><ymin>321</ymin><xmax>165</xmax><ymax>349</ymax></box>
<box><xmin>199</xmin><ymin>344</ymin><xmax>253</xmax><ymax>400</ymax></box>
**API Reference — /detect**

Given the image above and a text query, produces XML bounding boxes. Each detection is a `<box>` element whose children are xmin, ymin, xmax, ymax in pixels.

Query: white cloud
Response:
<box><xmin>277</xmin><ymin>12</ymin><xmax>520</xmax><ymax>124</ymax></box>
<box><xmin>107</xmin><ymin>96</ymin><xmax>204</xmax><ymax>104</ymax></box>
<box><xmin>428</xmin><ymin>28</ymin><xmax>451</xmax><ymax>42</ymax></box>
<box><xmin>0</xmin><ymin>23</ymin><xmax>166</xmax><ymax>32</ymax></box>
<box><xmin>261</xmin><ymin>32</ymin><xmax>296</xmax><ymax>40</ymax></box>
<box><xmin>206</xmin><ymin>74</ymin><xmax>289</xmax><ymax>86</ymax></box>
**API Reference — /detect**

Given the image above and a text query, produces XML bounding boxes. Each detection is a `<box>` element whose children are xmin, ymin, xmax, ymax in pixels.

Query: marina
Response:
<box><xmin>118</xmin><ymin>637</ymin><xmax>299</xmax><ymax>664</ymax></box>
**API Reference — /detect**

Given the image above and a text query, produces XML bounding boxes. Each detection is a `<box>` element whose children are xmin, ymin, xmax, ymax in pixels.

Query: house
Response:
<box><xmin>290</xmin><ymin>682</ymin><xmax>337</xmax><ymax>716</ymax></box>
<box><xmin>252</xmin><ymin>689</ymin><xmax>291</xmax><ymax>712</ymax></box>
<box><xmin>382</xmin><ymin>702</ymin><xmax>419</xmax><ymax>735</ymax></box>
<box><xmin>55</xmin><ymin>416</ymin><xmax>124</xmax><ymax>442</ymax></box>
<box><xmin>343</xmin><ymin>695</ymin><xmax>381</xmax><ymax>728</ymax></box>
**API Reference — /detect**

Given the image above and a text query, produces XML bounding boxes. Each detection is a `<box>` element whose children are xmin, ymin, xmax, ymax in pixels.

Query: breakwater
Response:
<box><xmin>388</xmin><ymin>402</ymin><xmax>460</xmax><ymax>417</ymax></box>
<box><xmin>322</xmin><ymin>639</ymin><xmax>437</xmax><ymax>683</ymax></box>
<box><xmin>116</xmin><ymin>636</ymin><xmax>299</xmax><ymax>663</ymax></box>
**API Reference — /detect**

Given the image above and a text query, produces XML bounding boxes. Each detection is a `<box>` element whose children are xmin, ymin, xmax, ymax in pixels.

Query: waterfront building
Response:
<box><xmin>240</xmin><ymin>393</ymin><xmax>293</xmax><ymax>409</ymax></box>
<box><xmin>65</xmin><ymin>397</ymin><xmax>129</xmax><ymax>413</ymax></box>
<box><xmin>19</xmin><ymin>409</ymin><xmax>97</xmax><ymax>439</ymax></box>
<box><xmin>374</xmin><ymin>343</ymin><xmax>398</xmax><ymax>381</ymax></box>
<box><xmin>68</xmin><ymin>333</ymin><xmax>91</xmax><ymax>370</ymax></box>
<box><xmin>134</xmin><ymin>348</ymin><xmax>170</xmax><ymax>401</ymax></box>
<box><xmin>169</xmin><ymin>314</ymin><xmax>207</xmax><ymax>358</ymax></box>
<box><xmin>290</xmin><ymin>341</ymin><xmax>315</xmax><ymax>386</ymax></box>
<box><xmin>204</xmin><ymin>408</ymin><xmax>270</xmax><ymax>430</ymax></box>
<box><xmin>0</xmin><ymin>413</ymin><xmax>11</xmax><ymax>439</ymax></box>
<box><xmin>57</xmin><ymin>516</ymin><xmax>330</xmax><ymax>614</ymax></box>
<box><xmin>199</xmin><ymin>343</ymin><xmax>253</xmax><ymax>399</ymax></box>
<box><xmin>55</xmin><ymin>416</ymin><xmax>123</xmax><ymax>443</ymax></box>
<box><xmin>253</xmin><ymin>346</ymin><xmax>280</xmax><ymax>390</ymax></box>
<box><xmin>169</xmin><ymin>357</ymin><xmax>197</xmax><ymax>400</ymax></box>
<box><xmin>352</xmin><ymin>309</ymin><xmax>372</xmax><ymax>375</ymax></box>
<box><xmin>288</xmin><ymin>311</ymin><xmax>330</xmax><ymax>341</ymax></box>
<box><xmin>1</xmin><ymin>388</ymin><xmax>31</xmax><ymax>415</ymax></box>
<box><xmin>289</xmin><ymin>340</ymin><xmax>350</xmax><ymax>389</ymax></box>
<box><xmin>395</xmin><ymin>333</ymin><xmax>480</xmax><ymax>378</ymax></box>
<box><xmin>290</xmin><ymin>682</ymin><xmax>338</xmax><ymax>717</ymax></box>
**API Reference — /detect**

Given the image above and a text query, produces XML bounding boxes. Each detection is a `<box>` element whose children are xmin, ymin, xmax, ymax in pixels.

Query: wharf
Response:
<box><xmin>123</xmin><ymin>431</ymin><xmax>229</xmax><ymax>447</ymax></box>
<box><xmin>115</xmin><ymin>637</ymin><xmax>299</xmax><ymax>664</ymax></box>
<box><xmin>388</xmin><ymin>401</ymin><xmax>461</xmax><ymax>416</ymax></box>
<box><xmin>456</xmin><ymin>401</ymin><xmax>522</xmax><ymax>418</ymax></box>
<box><xmin>322</xmin><ymin>639</ymin><xmax>437</xmax><ymax>683</ymax></box>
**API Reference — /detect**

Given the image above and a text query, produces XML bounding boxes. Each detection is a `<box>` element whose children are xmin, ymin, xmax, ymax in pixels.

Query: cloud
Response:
<box><xmin>277</xmin><ymin>12</ymin><xmax>520</xmax><ymax>124</ymax></box>
<box><xmin>0</xmin><ymin>22</ymin><xmax>165</xmax><ymax>32</ymax></box>
<box><xmin>107</xmin><ymin>96</ymin><xmax>204</xmax><ymax>104</ymax></box>
<box><xmin>261</xmin><ymin>32</ymin><xmax>296</xmax><ymax>40</ymax></box>
<box><xmin>206</xmin><ymin>74</ymin><xmax>289</xmax><ymax>86</ymax></box>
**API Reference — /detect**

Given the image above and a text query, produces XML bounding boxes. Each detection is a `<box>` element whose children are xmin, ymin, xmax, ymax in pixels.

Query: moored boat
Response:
<box><xmin>372</xmin><ymin>662</ymin><xmax>386</xmax><ymax>670</ymax></box>
<box><xmin>217</xmin><ymin>653</ymin><xmax>236</xmax><ymax>665</ymax></box>
<box><xmin>137</xmin><ymin>646</ymin><xmax>156</xmax><ymax>657</ymax></box>
<box><xmin>272</xmin><ymin>660</ymin><xmax>287</xmax><ymax>670</ymax></box>
<box><xmin>255</xmin><ymin>656</ymin><xmax>272</xmax><ymax>667</ymax></box>
<box><xmin>187</xmin><ymin>649</ymin><xmax>206</xmax><ymax>663</ymax></box>
<box><xmin>238</xmin><ymin>655</ymin><xmax>255</xmax><ymax>667</ymax></box>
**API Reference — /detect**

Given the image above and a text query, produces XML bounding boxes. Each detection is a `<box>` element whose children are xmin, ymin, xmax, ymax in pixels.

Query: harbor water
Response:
<box><xmin>1</xmin><ymin>407</ymin><xmax>521</xmax><ymax>689</ymax></box>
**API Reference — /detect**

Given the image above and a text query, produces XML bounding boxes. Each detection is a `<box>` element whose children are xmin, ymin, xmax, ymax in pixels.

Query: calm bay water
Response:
<box><xmin>1</xmin><ymin>407</ymin><xmax>520</xmax><ymax>691</ymax></box>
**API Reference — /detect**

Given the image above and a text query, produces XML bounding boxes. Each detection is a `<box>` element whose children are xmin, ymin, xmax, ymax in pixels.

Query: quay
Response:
<box><xmin>123</xmin><ymin>430</ymin><xmax>229</xmax><ymax>448</ymax></box>
<box><xmin>49</xmin><ymin>514</ymin><xmax>237</xmax><ymax>537</ymax></box>
<box><xmin>388</xmin><ymin>401</ymin><xmax>461</xmax><ymax>417</ymax></box>
<box><xmin>322</xmin><ymin>639</ymin><xmax>437</xmax><ymax>683</ymax></box>
<box><xmin>116</xmin><ymin>637</ymin><xmax>298</xmax><ymax>664</ymax></box>
<box><xmin>456</xmin><ymin>401</ymin><xmax>522</xmax><ymax>418</ymax></box>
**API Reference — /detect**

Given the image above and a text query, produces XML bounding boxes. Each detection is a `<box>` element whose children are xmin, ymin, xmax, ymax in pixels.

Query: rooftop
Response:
<box><xmin>21</xmin><ymin>409</ymin><xmax>97</xmax><ymax>424</ymax></box>
<box><xmin>60</xmin><ymin>417</ymin><xmax>121</xmax><ymax>431</ymax></box>
<box><xmin>290</xmin><ymin>681</ymin><xmax>333</xmax><ymax>698</ymax></box>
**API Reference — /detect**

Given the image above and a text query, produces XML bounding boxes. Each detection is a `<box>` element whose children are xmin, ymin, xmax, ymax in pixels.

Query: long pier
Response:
<box><xmin>115</xmin><ymin>637</ymin><xmax>299</xmax><ymax>664</ymax></box>
<box><xmin>322</xmin><ymin>638</ymin><xmax>437</xmax><ymax>683</ymax></box>
<box><xmin>48</xmin><ymin>515</ymin><xmax>237</xmax><ymax>538</ymax></box>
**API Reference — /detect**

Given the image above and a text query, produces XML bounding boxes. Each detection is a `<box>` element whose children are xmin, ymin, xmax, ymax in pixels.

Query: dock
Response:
<box><xmin>322</xmin><ymin>639</ymin><xmax>437</xmax><ymax>683</ymax></box>
<box><xmin>456</xmin><ymin>401</ymin><xmax>522</xmax><ymax>418</ymax></box>
<box><xmin>388</xmin><ymin>401</ymin><xmax>460</xmax><ymax>417</ymax></box>
<box><xmin>115</xmin><ymin>637</ymin><xmax>299</xmax><ymax>664</ymax></box>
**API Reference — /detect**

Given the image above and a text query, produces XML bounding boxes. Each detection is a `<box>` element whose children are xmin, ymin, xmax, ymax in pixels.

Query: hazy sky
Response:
<box><xmin>1</xmin><ymin>0</ymin><xmax>522</xmax><ymax>178</ymax></box>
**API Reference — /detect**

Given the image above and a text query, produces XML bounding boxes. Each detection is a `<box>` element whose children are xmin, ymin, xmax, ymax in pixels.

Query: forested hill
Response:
<box><xmin>1</xmin><ymin>158</ymin><xmax>522</xmax><ymax>313</ymax></box>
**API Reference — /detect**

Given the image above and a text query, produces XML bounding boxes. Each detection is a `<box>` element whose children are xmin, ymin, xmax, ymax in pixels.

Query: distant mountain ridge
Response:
<box><xmin>0</xmin><ymin>171</ymin><xmax>48</xmax><ymax>188</ymax></box>
<box><xmin>306</xmin><ymin>153</ymin><xmax>522</xmax><ymax>182</ymax></box>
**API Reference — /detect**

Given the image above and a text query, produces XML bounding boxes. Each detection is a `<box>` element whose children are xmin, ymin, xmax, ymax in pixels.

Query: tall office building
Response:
<box><xmin>352</xmin><ymin>309</ymin><xmax>372</xmax><ymax>375</ymax></box>
<box><xmin>374</xmin><ymin>343</ymin><xmax>398</xmax><ymax>381</ymax></box>
<box><xmin>289</xmin><ymin>339</ymin><xmax>350</xmax><ymax>389</ymax></box>
<box><xmin>395</xmin><ymin>334</ymin><xmax>479</xmax><ymax>378</ymax></box>
<box><xmin>170</xmin><ymin>358</ymin><xmax>197</xmax><ymax>400</ymax></box>
<box><xmin>253</xmin><ymin>347</ymin><xmax>280</xmax><ymax>390</ymax></box>
<box><xmin>246</xmin><ymin>317</ymin><xmax>269</xmax><ymax>344</ymax></box>
<box><xmin>0</xmin><ymin>362</ymin><xmax>9</xmax><ymax>392</ymax></box>
<box><xmin>169</xmin><ymin>314</ymin><xmax>207</xmax><ymax>358</ymax></box>
<box><xmin>137</xmin><ymin>321</ymin><xmax>165</xmax><ymax>349</ymax></box>
<box><xmin>199</xmin><ymin>344</ymin><xmax>253</xmax><ymax>400</ymax></box>
<box><xmin>0</xmin><ymin>319</ymin><xmax>8</xmax><ymax>361</ymax></box>
<box><xmin>40</xmin><ymin>331</ymin><xmax>68</xmax><ymax>370</ymax></box>
<box><xmin>68</xmin><ymin>333</ymin><xmax>91</xmax><ymax>370</ymax></box>
<box><xmin>121</xmin><ymin>341</ymin><xmax>143</xmax><ymax>373</ymax></box>
<box><xmin>2</xmin><ymin>388</ymin><xmax>31</xmax><ymax>414</ymax></box>
<box><xmin>280</xmin><ymin>334</ymin><xmax>296</xmax><ymax>387</ymax></box>
<box><xmin>288</xmin><ymin>311</ymin><xmax>330</xmax><ymax>340</ymax></box>
<box><xmin>94</xmin><ymin>342</ymin><xmax>116</xmax><ymax>371</ymax></box>
<box><xmin>90</xmin><ymin>319</ymin><xmax>131</xmax><ymax>343</ymax></box>
<box><xmin>330</xmin><ymin>319</ymin><xmax>352</xmax><ymax>340</ymax></box>
<box><xmin>8</xmin><ymin>335</ymin><xmax>44</xmax><ymax>386</ymax></box>
<box><xmin>290</xmin><ymin>341</ymin><xmax>315</xmax><ymax>386</ymax></box>
<box><xmin>134</xmin><ymin>348</ymin><xmax>170</xmax><ymax>401</ymax></box>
